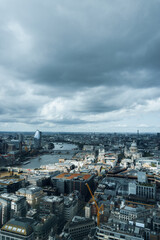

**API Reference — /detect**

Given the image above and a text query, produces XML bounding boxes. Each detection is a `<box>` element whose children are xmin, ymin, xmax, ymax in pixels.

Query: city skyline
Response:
<box><xmin>0</xmin><ymin>0</ymin><xmax>160</xmax><ymax>132</ymax></box>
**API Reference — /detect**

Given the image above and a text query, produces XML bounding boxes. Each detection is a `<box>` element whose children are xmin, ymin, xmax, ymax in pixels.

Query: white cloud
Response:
<box><xmin>6</xmin><ymin>21</ymin><xmax>33</xmax><ymax>54</ymax></box>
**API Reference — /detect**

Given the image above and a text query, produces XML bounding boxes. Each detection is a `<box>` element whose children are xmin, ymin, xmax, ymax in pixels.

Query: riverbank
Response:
<box><xmin>17</xmin><ymin>142</ymin><xmax>79</xmax><ymax>169</ymax></box>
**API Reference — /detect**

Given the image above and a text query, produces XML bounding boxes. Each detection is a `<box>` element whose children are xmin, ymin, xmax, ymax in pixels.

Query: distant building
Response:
<box><xmin>129</xmin><ymin>182</ymin><xmax>137</xmax><ymax>195</ymax></box>
<box><xmin>10</xmin><ymin>140</ymin><xmax>21</xmax><ymax>150</ymax></box>
<box><xmin>0</xmin><ymin>140</ymin><xmax>7</xmax><ymax>154</ymax></box>
<box><xmin>124</xmin><ymin>141</ymin><xmax>142</xmax><ymax>162</ymax></box>
<box><xmin>129</xmin><ymin>181</ymin><xmax>156</xmax><ymax>200</ymax></box>
<box><xmin>85</xmin><ymin>203</ymin><xmax>91</xmax><ymax>218</ymax></box>
<box><xmin>130</xmin><ymin>140</ymin><xmax>138</xmax><ymax>154</ymax></box>
<box><xmin>138</xmin><ymin>172</ymin><xmax>147</xmax><ymax>183</ymax></box>
<box><xmin>34</xmin><ymin>130</ymin><xmax>42</xmax><ymax>149</ymax></box>
<box><xmin>157</xmin><ymin>133</ymin><xmax>160</xmax><ymax>138</ymax></box>
<box><xmin>136</xmin><ymin>157</ymin><xmax>159</xmax><ymax>169</ymax></box>
<box><xmin>83</xmin><ymin>145</ymin><xmax>94</xmax><ymax>151</ymax></box>
<box><xmin>7</xmin><ymin>144</ymin><xmax>16</xmax><ymax>152</ymax></box>
<box><xmin>137</xmin><ymin>182</ymin><xmax>156</xmax><ymax>200</ymax></box>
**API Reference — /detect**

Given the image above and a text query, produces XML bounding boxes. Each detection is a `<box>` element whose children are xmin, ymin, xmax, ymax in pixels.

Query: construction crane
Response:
<box><xmin>85</xmin><ymin>183</ymin><xmax>104</xmax><ymax>226</ymax></box>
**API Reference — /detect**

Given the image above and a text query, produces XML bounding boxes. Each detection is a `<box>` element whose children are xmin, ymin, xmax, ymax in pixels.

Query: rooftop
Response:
<box><xmin>42</xmin><ymin>195</ymin><xmax>63</xmax><ymax>203</ymax></box>
<box><xmin>54</xmin><ymin>172</ymin><xmax>92</xmax><ymax>181</ymax></box>
<box><xmin>0</xmin><ymin>193</ymin><xmax>24</xmax><ymax>201</ymax></box>
<box><xmin>1</xmin><ymin>218</ymin><xmax>34</xmax><ymax>236</ymax></box>
<box><xmin>0</xmin><ymin>178</ymin><xmax>24</xmax><ymax>185</ymax></box>
<box><xmin>17</xmin><ymin>185</ymin><xmax>42</xmax><ymax>194</ymax></box>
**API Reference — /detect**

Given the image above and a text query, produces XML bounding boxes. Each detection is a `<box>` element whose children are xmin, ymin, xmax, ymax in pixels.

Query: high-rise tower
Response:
<box><xmin>34</xmin><ymin>130</ymin><xmax>42</xmax><ymax>149</ymax></box>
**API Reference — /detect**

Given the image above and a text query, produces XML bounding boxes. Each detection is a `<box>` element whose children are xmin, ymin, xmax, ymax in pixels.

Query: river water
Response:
<box><xmin>22</xmin><ymin>142</ymin><xmax>78</xmax><ymax>169</ymax></box>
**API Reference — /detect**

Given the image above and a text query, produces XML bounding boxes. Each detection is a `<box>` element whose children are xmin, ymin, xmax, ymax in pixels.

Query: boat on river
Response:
<box><xmin>23</xmin><ymin>161</ymin><xmax>30</xmax><ymax>165</ymax></box>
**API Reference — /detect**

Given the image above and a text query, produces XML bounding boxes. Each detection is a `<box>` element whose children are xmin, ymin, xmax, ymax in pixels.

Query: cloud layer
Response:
<box><xmin>0</xmin><ymin>0</ymin><xmax>160</xmax><ymax>132</ymax></box>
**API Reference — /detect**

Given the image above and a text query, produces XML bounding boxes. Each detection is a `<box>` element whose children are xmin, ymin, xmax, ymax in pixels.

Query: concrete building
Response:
<box><xmin>137</xmin><ymin>182</ymin><xmax>156</xmax><ymax>199</ymax></box>
<box><xmin>136</xmin><ymin>157</ymin><xmax>160</xmax><ymax>169</ymax></box>
<box><xmin>0</xmin><ymin>217</ymin><xmax>34</xmax><ymax>240</ymax></box>
<box><xmin>85</xmin><ymin>204</ymin><xmax>91</xmax><ymax>218</ymax></box>
<box><xmin>16</xmin><ymin>185</ymin><xmax>44</xmax><ymax>208</ymax></box>
<box><xmin>0</xmin><ymin>178</ymin><xmax>25</xmax><ymax>193</ymax></box>
<box><xmin>129</xmin><ymin>178</ymin><xmax>156</xmax><ymax>200</ymax></box>
<box><xmin>51</xmin><ymin>173</ymin><xmax>94</xmax><ymax>200</ymax></box>
<box><xmin>138</xmin><ymin>172</ymin><xmax>147</xmax><ymax>183</ymax></box>
<box><xmin>90</xmin><ymin>224</ymin><xmax>145</xmax><ymax>240</ymax></box>
<box><xmin>40</xmin><ymin>195</ymin><xmax>64</xmax><ymax>216</ymax></box>
<box><xmin>83</xmin><ymin>145</ymin><xmax>94</xmax><ymax>151</ymax></box>
<box><xmin>118</xmin><ymin>205</ymin><xmax>150</xmax><ymax>221</ymax></box>
<box><xmin>64</xmin><ymin>195</ymin><xmax>78</xmax><ymax>222</ymax></box>
<box><xmin>0</xmin><ymin>198</ymin><xmax>10</xmax><ymax>227</ymax></box>
<box><xmin>34</xmin><ymin>214</ymin><xmax>57</xmax><ymax>240</ymax></box>
<box><xmin>63</xmin><ymin>216</ymin><xmax>95</xmax><ymax>240</ymax></box>
<box><xmin>153</xmin><ymin>215</ymin><xmax>160</xmax><ymax>233</ymax></box>
<box><xmin>27</xmin><ymin>174</ymin><xmax>50</xmax><ymax>187</ymax></box>
<box><xmin>0</xmin><ymin>193</ymin><xmax>27</xmax><ymax>218</ymax></box>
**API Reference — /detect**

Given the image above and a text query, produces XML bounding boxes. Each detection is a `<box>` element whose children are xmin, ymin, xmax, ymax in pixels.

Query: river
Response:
<box><xmin>22</xmin><ymin>142</ymin><xmax>78</xmax><ymax>169</ymax></box>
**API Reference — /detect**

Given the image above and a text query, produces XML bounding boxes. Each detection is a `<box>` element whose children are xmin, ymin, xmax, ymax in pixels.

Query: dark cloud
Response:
<box><xmin>0</xmin><ymin>0</ymin><xmax>160</xmax><ymax>131</ymax></box>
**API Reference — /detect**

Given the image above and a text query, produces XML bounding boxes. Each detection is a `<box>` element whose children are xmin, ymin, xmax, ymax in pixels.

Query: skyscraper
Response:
<box><xmin>34</xmin><ymin>130</ymin><xmax>42</xmax><ymax>149</ymax></box>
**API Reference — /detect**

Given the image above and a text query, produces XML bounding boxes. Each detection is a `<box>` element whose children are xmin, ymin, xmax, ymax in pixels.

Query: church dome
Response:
<box><xmin>130</xmin><ymin>140</ymin><xmax>138</xmax><ymax>153</ymax></box>
<box><xmin>131</xmin><ymin>141</ymin><xmax>137</xmax><ymax>148</ymax></box>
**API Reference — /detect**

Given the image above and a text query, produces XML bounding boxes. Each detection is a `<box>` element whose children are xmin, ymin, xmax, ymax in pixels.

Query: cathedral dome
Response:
<box><xmin>130</xmin><ymin>140</ymin><xmax>138</xmax><ymax>153</ymax></box>
<box><xmin>131</xmin><ymin>141</ymin><xmax>137</xmax><ymax>148</ymax></box>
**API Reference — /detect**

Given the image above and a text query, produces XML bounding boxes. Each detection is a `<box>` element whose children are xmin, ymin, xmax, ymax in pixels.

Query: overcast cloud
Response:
<box><xmin>0</xmin><ymin>0</ymin><xmax>160</xmax><ymax>132</ymax></box>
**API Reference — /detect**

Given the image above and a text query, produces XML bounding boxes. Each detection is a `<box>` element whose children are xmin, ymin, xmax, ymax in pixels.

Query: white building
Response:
<box><xmin>124</xmin><ymin>141</ymin><xmax>142</xmax><ymax>162</ymax></box>
<box><xmin>16</xmin><ymin>185</ymin><xmax>44</xmax><ymax>207</ymax></box>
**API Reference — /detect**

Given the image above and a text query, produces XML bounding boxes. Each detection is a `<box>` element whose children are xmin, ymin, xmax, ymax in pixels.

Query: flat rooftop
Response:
<box><xmin>54</xmin><ymin>173</ymin><xmax>92</xmax><ymax>180</ymax></box>
<box><xmin>0</xmin><ymin>178</ymin><xmax>24</xmax><ymax>185</ymax></box>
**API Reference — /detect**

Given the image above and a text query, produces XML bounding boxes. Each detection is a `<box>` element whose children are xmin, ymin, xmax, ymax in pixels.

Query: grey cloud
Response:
<box><xmin>0</xmin><ymin>0</ymin><xmax>160</xmax><ymax>131</ymax></box>
<box><xmin>0</xmin><ymin>1</ymin><xmax>160</xmax><ymax>89</ymax></box>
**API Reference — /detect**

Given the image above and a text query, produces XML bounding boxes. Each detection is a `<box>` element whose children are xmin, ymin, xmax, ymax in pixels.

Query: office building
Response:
<box><xmin>129</xmin><ymin>181</ymin><xmax>156</xmax><ymax>200</ymax></box>
<box><xmin>34</xmin><ymin>214</ymin><xmax>57</xmax><ymax>240</ymax></box>
<box><xmin>63</xmin><ymin>195</ymin><xmax>78</xmax><ymax>222</ymax></box>
<box><xmin>63</xmin><ymin>216</ymin><xmax>95</xmax><ymax>240</ymax></box>
<box><xmin>0</xmin><ymin>178</ymin><xmax>25</xmax><ymax>193</ymax></box>
<box><xmin>0</xmin><ymin>218</ymin><xmax>34</xmax><ymax>240</ymax></box>
<box><xmin>0</xmin><ymin>199</ymin><xmax>10</xmax><ymax>227</ymax></box>
<box><xmin>16</xmin><ymin>185</ymin><xmax>44</xmax><ymax>208</ymax></box>
<box><xmin>0</xmin><ymin>193</ymin><xmax>27</xmax><ymax>219</ymax></box>
<box><xmin>40</xmin><ymin>195</ymin><xmax>64</xmax><ymax>216</ymax></box>
<box><xmin>34</xmin><ymin>130</ymin><xmax>42</xmax><ymax>149</ymax></box>
<box><xmin>51</xmin><ymin>173</ymin><xmax>94</xmax><ymax>200</ymax></box>
<box><xmin>90</xmin><ymin>224</ymin><xmax>144</xmax><ymax>240</ymax></box>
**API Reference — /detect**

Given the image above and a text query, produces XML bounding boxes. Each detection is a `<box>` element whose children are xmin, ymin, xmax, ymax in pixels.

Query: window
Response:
<box><xmin>110</xmin><ymin>233</ymin><xmax>114</xmax><ymax>236</ymax></box>
<box><xmin>120</xmin><ymin>235</ymin><xmax>125</xmax><ymax>239</ymax></box>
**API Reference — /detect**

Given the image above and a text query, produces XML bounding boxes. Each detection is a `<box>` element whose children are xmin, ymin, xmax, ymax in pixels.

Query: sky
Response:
<box><xmin>0</xmin><ymin>0</ymin><xmax>160</xmax><ymax>133</ymax></box>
